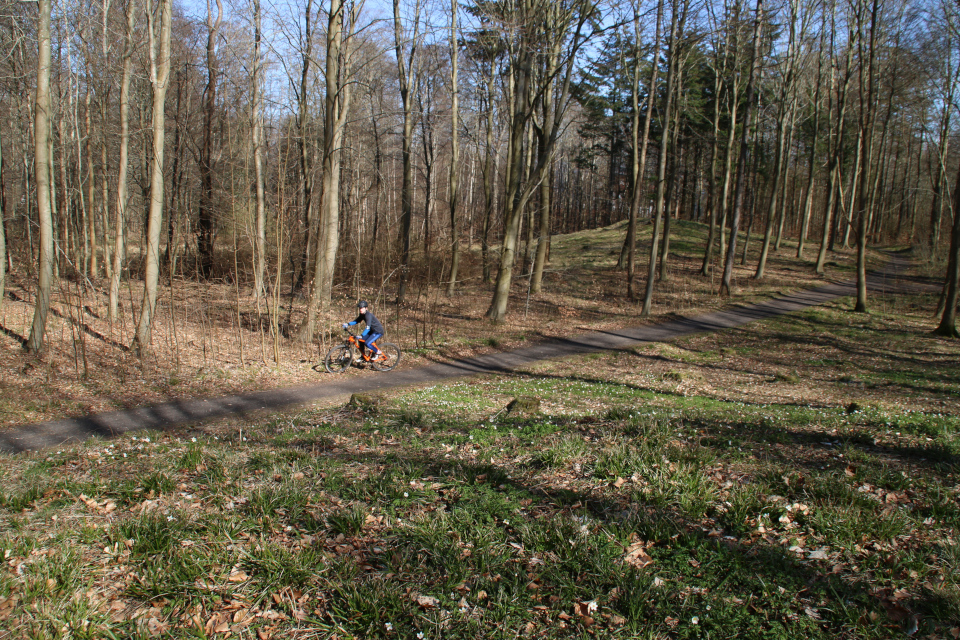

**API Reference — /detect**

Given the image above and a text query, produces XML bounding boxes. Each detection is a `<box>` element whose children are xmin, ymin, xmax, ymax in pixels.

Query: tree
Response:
<box><xmin>132</xmin><ymin>0</ymin><xmax>173</xmax><ymax>354</ymax></box>
<box><xmin>197</xmin><ymin>0</ymin><xmax>223</xmax><ymax>280</ymax></box>
<box><xmin>933</xmin><ymin>155</ymin><xmax>960</xmax><ymax>337</ymax></box>
<box><xmin>446</xmin><ymin>0</ymin><xmax>461</xmax><ymax>296</ymax></box>
<box><xmin>252</xmin><ymin>0</ymin><xmax>267</xmax><ymax>302</ymax></box>
<box><xmin>641</xmin><ymin>0</ymin><xmax>686</xmax><ymax>315</ymax></box>
<box><xmin>108</xmin><ymin>0</ymin><xmax>137</xmax><ymax>322</ymax></box>
<box><xmin>26</xmin><ymin>0</ymin><xmax>54</xmax><ymax>355</ymax></box>
<box><xmin>0</xmin><ymin>128</ymin><xmax>6</xmax><ymax>315</ymax></box>
<box><xmin>393</xmin><ymin>0</ymin><xmax>423</xmax><ymax>305</ymax></box>
<box><xmin>298</xmin><ymin>0</ymin><xmax>360</xmax><ymax>340</ymax></box>
<box><xmin>485</xmin><ymin>0</ymin><xmax>598</xmax><ymax>322</ymax></box>
<box><xmin>755</xmin><ymin>0</ymin><xmax>804</xmax><ymax>279</ymax></box>
<box><xmin>719</xmin><ymin>0</ymin><xmax>761</xmax><ymax>297</ymax></box>
<box><xmin>853</xmin><ymin>0</ymin><xmax>880</xmax><ymax>313</ymax></box>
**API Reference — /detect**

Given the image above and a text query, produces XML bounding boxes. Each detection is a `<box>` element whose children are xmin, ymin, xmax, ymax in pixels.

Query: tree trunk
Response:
<box><xmin>296</xmin><ymin>0</ymin><xmax>316</xmax><ymax>294</ymax></box>
<box><xmin>109</xmin><ymin>0</ymin><xmax>136</xmax><ymax>322</ymax></box>
<box><xmin>719</xmin><ymin>0</ymin><xmax>762</xmax><ymax>297</ymax></box>
<box><xmin>642</xmin><ymin>0</ymin><xmax>684</xmax><ymax>315</ymax></box>
<box><xmin>797</xmin><ymin>27</ymin><xmax>824</xmax><ymax>258</ymax></box>
<box><xmin>628</xmin><ymin>0</ymin><xmax>664</xmax><ymax>294</ymax></box>
<box><xmin>394</xmin><ymin>0</ymin><xmax>422</xmax><ymax>305</ymax></box>
<box><xmin>446</xmin><ymin>0</ymin><xmax>461</xmax><ymax>296</ymax></box>
<box><xmin>854</xmin><ymin>0</ymin><xmax>880</xmax><ymax>313</ymax></box>
<box><xmin>816</xmin><ymin>12</ymin><xmax>853</xmax><ymax>274</ymax></box>
<box><xmin>299</xmin><ymin>0</ymin><xmax>355</xmax><ymax>340</ymax></box>
<box><xmin>486</xmin><ymin>0</ymin><xmax>592</xmax><ymax>321</ymax></box>
<box><xmin>27</xmin><ymin>0</ymin><xmax>54</xmax><ymax>355</ymax></box>
<box><xmin>0</xmin><ymin>128</ymin><xmax>6</xmax><ymax>314</ymax></box>
<box><xmin>252</xmin><ymin>0</ymin><xmax>267</xmax><ymax>302</ymax></box>
<box><xmin>700</xmin><ymin>11</ymin><xmax>726</xmax><ymax>276</ymax></box>
<box><xmin>480</xmin><ymin>68</ymin><xmax>495</xmax><ymax>284</ymax></box>
<box><xmin>197</xmin><ymin>0</ymin><xmax>223</xmax><ymax>280</ymax></box>
<box><xmin>933</xmin><ymin>154</ymin><xmax>960</xmax><ymax>337</ymax></box>
<box><xmin>132</xmin><ymin>0</ymin><xmax>173</xmax><ymax>354</ymax></box>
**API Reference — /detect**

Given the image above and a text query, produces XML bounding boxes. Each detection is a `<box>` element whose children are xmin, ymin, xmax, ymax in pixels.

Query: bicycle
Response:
<box><xmin>323</xmin><ymin>329</ymin><xmax>401</xmax><ymax>374</ymax></box>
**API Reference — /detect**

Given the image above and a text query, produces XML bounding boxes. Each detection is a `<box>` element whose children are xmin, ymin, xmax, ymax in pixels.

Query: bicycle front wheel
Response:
<box><xmin>371</xmin><ymin>343</ymin><xmax>401</xmax><ymax>371</ymax></box>
<box><xmin>324</xmin><ymin>345</ymin><xmax>353</xmax><ymax>374</ymax></box>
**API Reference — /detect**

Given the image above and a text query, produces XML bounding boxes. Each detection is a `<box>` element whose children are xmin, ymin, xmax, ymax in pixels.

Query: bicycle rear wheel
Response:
<box><xmin>324</xmin><ymin>345</ymin><xmax>353</xmax><ymax>374</ymax></box>
<box><xmin>371</xmin><ymin>343</ymin><xmax>401</xmax><ymax>371</ymax></box>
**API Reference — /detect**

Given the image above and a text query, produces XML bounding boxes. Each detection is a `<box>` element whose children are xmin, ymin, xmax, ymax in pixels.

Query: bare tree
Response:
<box><xmin>755</xmin><ymin>0</ymin><xmax>804</xmax><ymax>279</ymax></box>
<box><xmin>0</xmin><ymin>128</ymin><xmax>6</xmax><ymax>315</ymax></box>
<box><xmin>626</xmin><ymin>0</ymin><xmax>664</xmax><ymax>300</ymax></box>
<box><xmin>934</xmin><ymin>155</ymin><xmax>960</xmax><ymax>337</ymax></box>
<box><xmin>486</xmin><ymin>0</ymin><xmax>598</xmax><ymax>322</ymax></box>
<box><xmin>641</xmin><ymin>0</ymin><xmax>685</xmax><ymax>315</ymax></box>
<box><xmin>27</xmin><ymin>0</ymin><xmax>54</xmax><ymax>355</ymax></box>
<box><xmin>393</xmin><ymin>0</ymin><xmax>423</xmax><ymax>305</ymax></box>
<box><xmin>446</xmin><ymin>0</ymin><xmax>461</xmax><ymax>296</ymax></box>
<box><xmin>299</xmin><ymin>0</ymin><xmax>361</xmax><ymax>340</ymax></box>
<box><xmin>719</xmin><ymin>0</ymin><xmax>762</xmax><ymax>297</ymax></box>
<box><xmin>252</xmin><ymin>0</ymin><xmax>267</xmax><ymax>302</ymax></box>
<box><xmin>853</xmin><ymin>0</ymin><xmax>880</xmax><ymax>313</ymax></box>
<box><xmin>197</xmin><ymin>0</ymin><xmax>223</xmax><ymax>279</ymax></box>
<box><xmin>108</xmin><ymin>0</ymin><xmax>137</xmax><ymax>322</ymax></box>
<box><xmin>132</xmin><ymin>0</ymin><xmax>173</xmax><ymax>354</ymax></box>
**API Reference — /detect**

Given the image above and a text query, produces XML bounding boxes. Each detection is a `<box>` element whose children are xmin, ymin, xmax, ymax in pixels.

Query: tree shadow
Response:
<box><xmin>266</xmin><ymin>424</ymin><xmax>952</xmax><ymax>635</ymax></box>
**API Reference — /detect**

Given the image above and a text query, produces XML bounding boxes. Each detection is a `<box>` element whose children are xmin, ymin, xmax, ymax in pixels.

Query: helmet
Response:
<box><xmin>357</xmin><ymin>300</ymin><xmax>369</xmax><ymax>309</ymax></box>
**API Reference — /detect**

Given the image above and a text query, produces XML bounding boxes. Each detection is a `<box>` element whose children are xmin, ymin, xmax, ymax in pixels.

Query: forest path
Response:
<box><xmin>2</xmin><ymin>256</ymin><xmax>919</xmax><ymax>453</ymax></box>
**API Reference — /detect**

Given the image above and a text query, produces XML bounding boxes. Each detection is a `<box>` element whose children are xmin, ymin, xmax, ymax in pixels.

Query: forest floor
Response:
<box><xmin>0</xmin><ymin>218</ymin><xmax>929</xmax><ymax>431</ymax></box>
<box><xmin>2</xmin><ymin>221</ymin><xmax>960</xmax><ymax>638</ymax></box>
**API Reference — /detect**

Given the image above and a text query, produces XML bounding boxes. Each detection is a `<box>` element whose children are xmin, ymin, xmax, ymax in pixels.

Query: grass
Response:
<box><xmin>2</xmin><ymin>223</ymin><xmax>959</xmax><ymax>637</ymax></box>
<box><xmin>2</xmin><ymin>349</ymin><xmax>959</xmax><ymax>639</ymax></box>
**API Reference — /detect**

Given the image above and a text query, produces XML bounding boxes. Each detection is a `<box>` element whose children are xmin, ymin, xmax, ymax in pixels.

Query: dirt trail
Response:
<box><xmin>1</xmin><ymin>259</ymin><xmax>914</xmax><ymax>454</ymax></box>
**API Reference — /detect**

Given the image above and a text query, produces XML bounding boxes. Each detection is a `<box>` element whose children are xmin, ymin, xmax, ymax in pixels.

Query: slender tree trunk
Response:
<box><xmin>797</xmin><ymin>30</ymin><xmax>823</xmax><ymax>258</ymax></box>
<box><xmin>641</xmin><ymin>0</ymin><xmax>683</xmax><ymax>315</ymax></box>
<box><xmin>109</xmin><ymin>0</ymin><xmax>136</xmax><ymax>322</ymax></box>
<box><xmin>816</xmin><ymin>13</ymin><xmax>853</xmax><ymax>274</ymax></box>
<box><xmin>719</xmin><ymin>0</ymin><xmax>762</xmax><ymax>297</ymax></box>
<box><xmin>854</xmin><ymin>0</ymin><xmax>879</xmax><ymax>313</ymax></box>
<box><xmin>628</xmin><ymin>0</ymin><xmax>664</xmax><ymax>294</ymax></box>
<box><xmin>84</xmin><ymin>92</ymin><xmax>97</xmax><ymax>279</ymax></box>
<box><xmin>480</xmin><ymin>69</ymin><xmax>495</xmax><ymax>284</ymax></box>
<box><xmin>755</xmin><ymin>97</ymin><xmax>794</xmax><ymax>278</ymax></box>
<box><xmin>27</xmin><ymin>0</ymin><xmax>54</xmax><ymax>355</ymax></box>
<box><xmin>487</xmin><ymin>0</ymin><xmax>591</xmax><ymax>321</ymax></box>
<box><xmin>0</xmin><ymin>128</ymin><xmax>6</xmax><ymax>313</ymax></box>
<box><xmin>252</xmin><ymin>0</ymin><xmax>267</xmax><ymax>301</ymax></box>
<box><xmin>394</xmin><ymin>0</ymin><xmax>422</xmax><ymax>305</ymax></box>
<box><xmin>132</xmin><ymin>0</ymin><xmax>173</xmax><ymax>354</ymax></box>
<box><xmin>446</xmin><ymin>0</ymin><xmax>461</xmax><ymax>296</ymax></box>
<box><xmin>659</xmin><ymin>120</ymin><xmax>683</xmax><ymax>282</ymax></box>
<box><xmin>197</xmin><ymin>0</ymin><xmax>222</xmax><ymax>280</ymax></box>
<box><xmin>487</xmin><ymin>47</ymin><xmax>532</xmax><ymax>321</ymax></box>
<box><xmin>933</xmin><ymin>154</ymin><xmax>960</xmax><ymax>337</ymax></box>
<box><xmin>296</xmin><ymin>0</ymin><xmax>316</xmax><ymax>294</ymax></box>
<box><xmin>700</xmin><ymin>14</ymin><xmax>725</xmax><ymax>276</ymax></box>
<box><xmin>716</xmin><ymin>1</ymin><xmax>744</xmax><ymax>271</ymax></box>
<box><xmin>299</xmin><ymin>0</ymin><xmax>355</xmax><ymax>340</ymax></box>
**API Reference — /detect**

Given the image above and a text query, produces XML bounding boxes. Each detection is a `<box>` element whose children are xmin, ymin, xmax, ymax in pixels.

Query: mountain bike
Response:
<box><xmin>323</xmin><ymin>329</ymin><xmax>401</xmax><ymax>373</ymax></box>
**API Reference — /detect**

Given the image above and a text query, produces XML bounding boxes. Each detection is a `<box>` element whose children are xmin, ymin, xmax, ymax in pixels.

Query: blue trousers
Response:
<box><xmin>363</xmin><ymin>333</ymin><xmax>383</xmax><ymax>355</ymax></box>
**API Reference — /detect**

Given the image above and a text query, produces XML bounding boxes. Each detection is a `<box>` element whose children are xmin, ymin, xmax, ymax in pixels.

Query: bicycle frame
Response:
<box><xmin>344</xmin><ymin>332</ymin><xmax>379</xmax><ymax>362</ymax></box>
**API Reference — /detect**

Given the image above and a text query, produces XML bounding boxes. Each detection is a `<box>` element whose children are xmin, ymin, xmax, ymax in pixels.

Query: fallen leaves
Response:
<box><xmin>622</xmin><ymin>539</ymin><xmax>654</xmax><ymax>570</ymax></box>
<box><xmin>227</xmin><ymin>567</ymin><xmax>249</xmax><ymax>583</ymax></box>
<box><xmin>78</xmin><ymin>494</ymin><xmax>117</xmax><ymax>515</ymax></box>
<box><xmin>413</xmin><ymin>594</ymin><xmax>440</xmax><ymax>610</ymax></box>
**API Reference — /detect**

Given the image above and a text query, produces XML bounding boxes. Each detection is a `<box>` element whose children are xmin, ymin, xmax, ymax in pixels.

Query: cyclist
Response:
<box><xmin>342</xmin><ymin>300</ymin><xmax>386</xmax><ymax>361</ymax></box>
